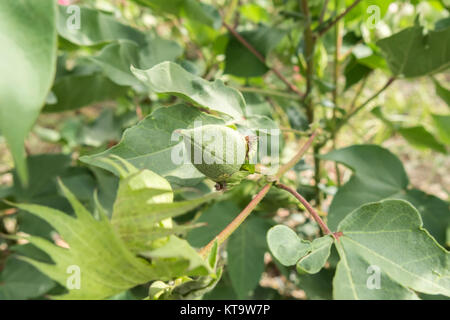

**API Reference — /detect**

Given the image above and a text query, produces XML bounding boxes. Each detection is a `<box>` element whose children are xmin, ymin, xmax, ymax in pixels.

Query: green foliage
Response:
<box><xmin>378</xmin><ymin>24</ymin><xmax>450</xmax><ymax>78</ymax></box>
<box><xmin>10</xmin><ymin>177</ymin><xmax>213</xmax><ymax>299</ymax></box>
<box><xmin>89</xmin><ymin>38</ymin><xmax>182</xmax><ymax>90</ymax></box>
<box><xmin>131</xmin><ymin>61</ymin><xmax>245</xmax><ymax>119</ymax></box>
<box><xmin>224</xmin><ymin>25</ymin><xmax>287</xmax><ymax>78</ymax></box>
<box><xmin>227</xmin><ymin>217</ymin><xmax>270</xmax><ymax>299</ymax></box>
<box><xmin>57</xmin><ymin>5</ymin><xmax>147</xmax><ymax>46</ymax></box>
<box><xmin>1</xmin><ymin>0</ymin><xmax>449</xmax><ymax>301</ymax></box>
<box><xmin>321</xmin><ymin>145</ymin><xmax>450</xmax><ymax>246</ymax></box>
<box><xmin>80</xmin><ymin>104</ymin><xmax>225</xmax><ymax>186</ymax></box>
<box><xmin>334</xmin><ymin>200</ymin><xmax>449</xmax><ymax>299</ymax></box>
<box><xmin>0</xmin><ymin>0</ymin><xmax>57</xmax><ymax>184</ymax></box>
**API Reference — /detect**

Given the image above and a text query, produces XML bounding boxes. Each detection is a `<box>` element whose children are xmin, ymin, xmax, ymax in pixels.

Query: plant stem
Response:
<box><xmin>275</xmin><ymin>130</ymin><xmax>317</xmax><ymax>179</ymax></box>
<box><xmin>348</xmin><ymin>75</ymin><xmax>368</xmax><ymax>113</ymax></box>
<box><xmin>332</xmin><ymin>0</ymin><xmax>342</xmax><ymax>186</ymax></box>
<box><xmin>275</xmin><ymin>183</ymin><xmax>336</xmax><ymax>239</ymax></box>
<box><xmin>222</xmin><ymin>21</ymin><xmax>305</xmax><ymax>99</ymax></box>
<box><xmin>300</xmin><ymin>0</ymin><xmax>320</xmax><ymax>202</ymax></box>
<box><xmin>316</xmin><ymin>0</ymin><xmax>362</xmax><ymax>37</ymax></box>
<box><xmin>338</xmin><ymin>77</ymin><xmax>395</xmax><ymax>130</ymax></box>
<box><xmin>313</xmin><ymin>144</ymin><xmax>321</xmax><ymax>204</ymax></box>
<box><xmin>319</xmin><ymin>0</ymin><xmax>330</xmax><ymax>24</ymax></box>
<box><xmin>300</xmin><ymin>0</ymin><xmax>316</xmax><ymax>119</ymax></box>
<box><xmin>199</xmin><ymin>184</ymin><xmax>272</xmax><ymax>257</ymax></box>
<box><xmin>199</xmin><ymin>131</ymin><xmax>318</xmax><ymax>257</ymax></box>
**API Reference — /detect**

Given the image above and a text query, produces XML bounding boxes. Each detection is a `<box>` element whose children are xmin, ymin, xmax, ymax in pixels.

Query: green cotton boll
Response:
<box><xmin>178</xmin><ymin>125</ymin><xmax>247</xmax><ymax>183</ymax></box>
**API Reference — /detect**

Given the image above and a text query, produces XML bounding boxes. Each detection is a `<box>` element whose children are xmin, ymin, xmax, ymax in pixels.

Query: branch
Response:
<box><xmin>316</xmin><ymin>0</ymin><xmax>362</xmax><ymax>37</ymax></box>
<box><xmin>199</xmin><ymin>131</ymin><xmax>318</xmax><ymax>257</ymax></box>
<box><xmin>341</xmin><ymin>77</ymin><xmax>395</xmax><ymax>127</ymax></box>
<box><xmin>222</xmin><ymin>21</ymin><xmax>305</xmax><ymax>99</ymax></box>
<box><xmin>276</xmin><ymin>130</ymin><xmax>317</xmax><ymax>179</ymax></box>
<box><xmin>275</xmin><ymin>183</ymin><xmax>336</xmax><ymax>239</ymax></box>
<box><xmin>199</xmin><ymin>184</ymin><xmax>272</xmax><ymax>257</ymax></box>
<box><xmin>318</xmin><ymin>0</ymin><xmax>330</xmax><ymax>25</ymax></box>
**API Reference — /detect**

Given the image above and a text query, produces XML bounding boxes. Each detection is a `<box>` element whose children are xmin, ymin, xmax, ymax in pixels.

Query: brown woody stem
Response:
<box><xmin>275</xmin><ymin>183</ymin><xmax>336</xmax><ymax>239</ymax></box>
<box><xmin>316</xmin><ymin>0</ymin><xmax>362</xmax><ymax>37</ymax></box>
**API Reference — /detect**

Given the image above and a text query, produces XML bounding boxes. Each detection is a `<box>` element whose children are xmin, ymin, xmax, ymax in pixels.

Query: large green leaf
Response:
<box><xmin>131</xmin><ymin>62</ymin><xmax>245</xmax><ymax>119</ymax></box>
<box><xmin>321</xmin><ymin>145</ymin><xmax>450</xmax><ymax>246</ymax></box>
<box><xmin>224</xmin><ymin>25</ymin><xmax>286</xmax><ymax>78</ymax></box>
<box><xmin>57</xmin><ymin>5</ymin><xmax>146</xmax><ymax>46</ymax></box>
<box><xmin>377</xmin><ymin>24</ymin><xmax>450</xmax><ymax>78</ymax></box>
<box><xmin>334</xmin><ymin>200</ymin><xmax>449</xmax><ymax>299</ymax></box>
<box><xmin>0</xmin><ymin>0</ymin><xmax>57</xmax><ymax>184</ymax></box>
<box><xmin>80</xmin><ymin>104</ymin><xmax>225</xmax><ymax>186</ymax></box>
<box><xmin>111</xmin><ymin>167</ymin><xmax>219</xmax><ymax>252</ymax></box>
<box><xmin>0</xmin><ymin>257</ymin><xmax>54</xmax><ymax>300</ymax></box>
<box><xmin>44</xmin><ymin>73</ymin><xmax>128</xmax><ymax>112</ymax></box>
<box><xmin>89</xmin><ymin>38</ymin><xmax>182</xmax><ymax>90</ymax></box>
<box><xmin>227</xmin><ymin>216</ymin><xmax>270</xmax><ymax>299</ymax></box>
<box><xmin>12</xmin><ymin>182</ymin><xmax>212</xmax><ymax>299</ymax></box>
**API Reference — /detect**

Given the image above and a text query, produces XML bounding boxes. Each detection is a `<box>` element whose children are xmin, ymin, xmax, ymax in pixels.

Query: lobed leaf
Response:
<box><xmin>334</xmin><ymin>200</ymin><xmax>449</xmax><ymax>299</ymax></box>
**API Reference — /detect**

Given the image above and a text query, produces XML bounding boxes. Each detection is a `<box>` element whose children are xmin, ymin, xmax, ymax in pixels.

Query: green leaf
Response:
<box><xmin>334</xmin><ymin>200</ymin><xmax>449</xmax><ymax>299</ymax></box>
<box><xmin>344</xmin><ymin>55</ymin><xmax>371</xmax><ymax>90</ymax></box>
<box><xmin>12</xmin><ymin>154</ymin><xmax>72</xmax><ymax>202</ymax></box>
<box><xmin>224</xmin><ymin>25</ymin><xmax>286</xmax><ymax>78</ymax></box>
<box><xmin>267</xmin><ymin>225</ymin><xmax>311</xmax><ymax>266</ymax></box>
<box><xmin>111</xmin><ymin>168</ymin><xmax>219</xmax><ymax>252</ymax></box>
<box><xmin>133</xmin><ymin>0</ymin><xmax>221</xmax><ymax>29</ymax></box>
<box><xmin>321</xmin><ymin>145</ymin><xmax>450</xmax><ymax>246</ymax></box>
<box><xmin>431</xmin><ymin>114</ymin><xmax>450</xmax><ymax>144</ymax></box>
<box><xmin>0</xmin><ymin>257</ymin><xmax>55</xmax><ymax>300</ymax></box>
<box><xmin>57</xmin><ymin>5</ymin><xmax>147</xmax><ymax>46</ymax></box>
<box><xmin>89</xmin><ymin>38</ymin><xmax>182</xmax><ymax>90</ymax></box>
<box><xmin>433</xmin><ymin>78</ymin><xmax>450</xmax><ymax>107</ymax></box>
<box><xmin>371</xmin><ymin>106</ymin><xmax>447</xmax><ymax>153</ymax></box>
<box><xmin>377</xmin><ymin>24</ymin><xmax>450</xmax><ymax>78</ymax></box>
<box><xmin>12</xmin><ymin>181</ymin><xmax>212</xmax><ymax>299</ymax></box>
<box><xmin>131</xmin><ymin>62</ymin><xmax>245</xmax><ymax>119</ymax></box>
<box><xmin>44</xmin><ymin>73</ymin><xmax>128</xmax><ymax>113</ymax></box>
<box><xmin>187</xmin><ymin>201</ymin><xmax>240</xmax><ymax>248</ymax></box>
<box><xmin>227</xmin><ymin>217</ymin><xmax>270</xmax><ymax>299</ymax></box>
<box><xmin>80</xmin><ymin>104</ymin><xmax>225</xmax><ymax>186</ymax></box>
<box><xmin>296</xmin><ymin>269</ymin><xmax>334</xmax><ymax>300</ymax></box>
<box><xmin>0</xmin><ymin>0</ymin><xmax>57</xmax><ymax>184</ymax></box>
<box><xmin>397</xmin><ymin>126</ymin><xmax>447</xmax><ymax>153</ymax></box>
<box><xmin>297</xmin><ymin>236</ymin><xmax>333</xmax><ymax>274</ymax></box>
